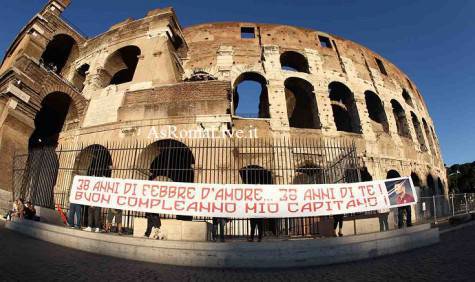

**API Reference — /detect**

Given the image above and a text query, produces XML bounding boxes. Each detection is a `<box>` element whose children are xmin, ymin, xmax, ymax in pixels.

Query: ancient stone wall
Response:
<box><xmin>0</xmin><ymin>1</ymin><xmax>447</xmax><ymax>197</ymax></box>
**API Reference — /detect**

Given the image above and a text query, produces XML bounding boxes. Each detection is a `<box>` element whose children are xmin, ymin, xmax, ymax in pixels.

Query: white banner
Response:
<box><xmin>69</xmin><ymin>175</ymin><xmax>417</xmax><ymax>218</ymax></box>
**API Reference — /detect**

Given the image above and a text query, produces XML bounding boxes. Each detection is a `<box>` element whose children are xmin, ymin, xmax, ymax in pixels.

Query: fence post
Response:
<box><xmin>451</xmin><ymin>194</ymin><xmax>455</xmax><ymax>216</ymax></box>
<box><xmin>432</xmin><ymin>195</ymin><xmax>437</xmax><ymax>224</ymax></box>
<box><xmin>465</xmin><ymin>193</ymin><xmax>468</xmax><ymax>214</ymax></box>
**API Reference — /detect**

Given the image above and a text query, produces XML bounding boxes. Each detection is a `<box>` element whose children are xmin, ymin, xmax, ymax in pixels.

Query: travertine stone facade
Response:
<box><xmin>0</xmin><ymin>0</ymin><xmax>446</xmax><ymax>199</ymax></box>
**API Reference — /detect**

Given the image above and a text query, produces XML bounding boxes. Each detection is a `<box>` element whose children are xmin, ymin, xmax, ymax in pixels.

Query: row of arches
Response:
<box><xmin>234</xmin><ymin>72</ymin><xmax>438</xmax><ymax>152</ymax></box>
<box><xmin>40</xmin><ymin>34</ymin><xmax>142</xmax><ymax>91</ymax></box>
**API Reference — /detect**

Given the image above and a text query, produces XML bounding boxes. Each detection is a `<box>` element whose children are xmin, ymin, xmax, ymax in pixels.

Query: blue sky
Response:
<box><xmin>1</xmin><ymin>0</ymin><xmax>474</xmax><ymax>165</ymax></box>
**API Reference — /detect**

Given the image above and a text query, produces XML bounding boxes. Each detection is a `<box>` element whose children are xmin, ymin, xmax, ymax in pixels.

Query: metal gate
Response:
<box><xmin>13</xmin><ymin>137</ymin><xmax>361</xmax><ymax>237</ymax></box>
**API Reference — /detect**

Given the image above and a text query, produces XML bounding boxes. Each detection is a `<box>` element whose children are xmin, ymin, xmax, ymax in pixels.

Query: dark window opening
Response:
<box><xmin>422</xmin><ymin>118</ymin><xmax>435</xmax><ymax>155</ymax></box>
<box><xmin>329</xmin><ymin>82</ymin><xmax>361</xmax><ymax>133</ymax></box>
<box><xmin>386</xmin><ymin>170</ymin><xmax>401</xmax><ymax>179</ymax></box>
<box><xmin>285</xmin><ymin>77</ymin><xmax>321</xmax><ymax>129</ymax></box>
<box><xmin>318</xmin><ymin>35</ymin><xmax>332</xmax><ymax>48</ymax></box>
<box><xmin>233</xmin><ymin>72</ymin><xmax>270</xmax><ymax>118</ymax></box>
<box><xmin>427</xmin><ymin>174</ymin><xmax>436</xmax><ymax>195</ymax></box>
<box><xmin>139</xmin><ymin>139</ymin><xmax>195</xmax><ymax>221</ymax></box>
<box><xmin>239</xmin><ymin>165</ymin><xmax>277</xmax><ymax>235</ymax></box>
<box><xmin>375</xmin><ymin>57</ymin><xmax>387</xmax><ymax>76</ymax></box>
<box><xmin>40</xmin><ymin>34</ymin><xmax>77</xmax><ymax>74</ymax></box>
<box><xmin>437</xmin><ymin>177</ymin><xmax>444</xmax><ymax>195</ymax></box>
<box><xmin>360</xmin><ymin>167</ymin><xmax>373</xmax><ymax>182</ymax></box>
<box><xmin>411</xmin><ymin>112</ymin><xmax>427</xmax><ymax>151</ymax></box>
<box><xmin>103</xmin><ymin>46</ymin><xmax>141</xmax><ymax>87</ymax></box>
<box><xmin>241</xmin><ymin>27</ymin><xmax>255</xmax><ymax>39</ymax></box>
<box><xmin>280</xmin><ymin>51</ymin><xmax>309</xmax><ymax>73</ymax></box>
<box><xmin>294</xmin><ymin>165</ymin><xmax>325</xmax><ymax>184</ymax></box>
<box><xmin>365</xmin><ymin>90</ymin><xmax>389</xmax><ymax>133</ymax></box>
<box><xmin>71</xmin><ymin>64</ymin><xmax>90</xmax><ymax>92</ymax></box>
<box><xmin>411</xmin><ymin>172</ymin><xmax>421</xmax><ymax>187</ymax></box>
<box><xmin>148</xmin><ymin>140</ymin><xmax>195</xmax><ymax>183</ymax></box>
<box><xmin>29</xmin><ymin>92</ymin><xmax>74</xmax><ymax>149</ymax></box>
<box><xmin>390</xmin><ymin>100</ymin><xmax>410</xmax><ymax>138</ymax></box>
<box><xmin>402</xmin><ymin>89</ymin><xmax>414</xmax><ymax>107</ymax></box>
<box><xmin>75</xmin><ymin>145</ymin><xmax>113</xmax><ymax>178</ymax></box>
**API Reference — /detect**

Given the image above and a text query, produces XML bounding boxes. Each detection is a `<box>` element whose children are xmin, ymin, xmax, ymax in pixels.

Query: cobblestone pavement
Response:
<box><xmin>1</xmin><ymin>223</ymin><xmax>474</xmax><ymax>282</ymax></box>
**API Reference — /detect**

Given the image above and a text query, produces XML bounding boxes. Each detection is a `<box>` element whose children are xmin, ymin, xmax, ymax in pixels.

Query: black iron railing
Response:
<box><xmin>13</xmin><ymin>137</ymin><xmax>361</xmax><ymax>237</ymax></box>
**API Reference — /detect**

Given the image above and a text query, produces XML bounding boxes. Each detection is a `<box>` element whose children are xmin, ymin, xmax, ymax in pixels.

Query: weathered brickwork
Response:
<box><xmin>0</xmin><ymin>0</ymin><xmax>446</xmax><ymax>201</ymax></box>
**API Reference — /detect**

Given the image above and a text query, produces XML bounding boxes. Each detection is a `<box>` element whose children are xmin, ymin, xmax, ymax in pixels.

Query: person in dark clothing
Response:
<box><xmin>144</xmin><ymin>213</ymin><xmax>161</xmax><ymax>238</ymax></box>
<box><xmin>24</xmin><ymin>201</ymin><xmax>36</xmax><ymax>220</ymax></box>
<box><xmin>398</xmin><ymin>206</ymin><xmax>412</xmax><ymax>228</ymax></box>
<box><xmin>212</xmin><ymin>217</ymin><xmax>226</xmax><ymax>242</ymax></box>
<box><xmin>84</xmin><ymin>206</ymin><xmax>102</xmax><ymax>232</ymax></box>
<box><xmin>68</xmin><ymin>203</ymin><xmax>82</xmax><ymax>228</ymax></box>
<box><xmin>333</xmin><ymin>214</ymin><xmax>344</xmax><ymax>237</ymax></box>
<box><xmin>248</xmin><ymin>218</ymin><xmax>264</xmax><ymax>242</ymax></box>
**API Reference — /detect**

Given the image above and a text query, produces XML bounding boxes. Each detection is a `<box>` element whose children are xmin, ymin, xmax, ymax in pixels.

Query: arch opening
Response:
<box><xmin>329</xmin><ymin>82</ymin><xmax>361</xmax><ymax>133</ymax></box>
<box><xmin>71</xmin><ymin>64</ymin><xmax>90</xmax><ymax>92</ymax></box>
<box><xmin>386</xmin><ymin>170</ymin><xmax>401</xmax><ymax>179</ymax></box>
<box><xmin>402</xmin><ymin>89</ymin><xmax>414</xmax><ymax>108</ymax></box>
<box><xmin>293</xmin><ymin>165</ymin><xmax>324</xmax><ymax>184</ymax></box>
<box><xmin>427</xmin><ymin>174</ymin><xmax>436</xmax><ymax>196</ymax></box>
<box><xmin>29</xmin><ymin>92</ymin><xmax>76</xmax><ymax>149</ymax></box>
<box><xmin>233</xmin><ymin>72</ymin><xmax>270</xmax><ymax>118</ymax></box>
<box><xmin>360</xmin><ymin>167</ymin><xmax>373</xmax><ymax>182</ymax></box>
<box><xmin>422</xmin><ymin>118</ymin><xmax>435</xmax><ymax>155</ymax></box>
<box><xmin>239</xmin><ymin>165</ymin><xmax>276</xmax><ymax>235</ymax></box>
<box><xmin>285</xmin><ymin>77</ymin><xmax>320</xmax><ymax>129</ymax></box>
<box><xmin>411</xmin><ymin>172</ymin><xmax>421</xmax><ymax>187</ymax></box>
<box><xmin>364</xmin><ymin>91</ymin><xmax>389</xmax><ymax>133</ymax></box>
<box><xmin>40</xmin><ymin>34</ymin><xmax>78</xmax><ymax>75</ymax></box>
<box><xmin>390</xmin><ymin>100</ymin><xmax>410</xmax><ymax>138</ymax></box>
<box><xmin>437</xmin><ymin>177</ymin><xmax>444</xmax><ymax>195</ymax></box>
<box><xmin>74</xmin><ymin>145</ymin><xmax>113</xmax><ymax>177</ymax></box>
<box><xmin>280</xmin><ymin>51</ymin><xmax>309</xmax><ymax>73</ymax></box>
<box><xmin>411</xmin><ymin>112</ymin><xmax>427</xmax><ymax>151</ymax></box>
<box><xmin>103</xmin><ymin>46</ymin><xmax>141</xmax><ymax>87</ymax></box>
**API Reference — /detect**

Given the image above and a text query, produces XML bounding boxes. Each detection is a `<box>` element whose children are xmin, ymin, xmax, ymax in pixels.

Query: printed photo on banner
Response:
<box><xmin>385</xmin><ymin>178</ymin><xmax>416</xmax><ymax>207</ymax></box>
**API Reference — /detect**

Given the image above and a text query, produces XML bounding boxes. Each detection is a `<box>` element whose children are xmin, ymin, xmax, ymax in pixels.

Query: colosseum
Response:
<box><xmin>0</xmin><ymin>0</ymin><xmax>446</xmax><ymax>234</ymax></box>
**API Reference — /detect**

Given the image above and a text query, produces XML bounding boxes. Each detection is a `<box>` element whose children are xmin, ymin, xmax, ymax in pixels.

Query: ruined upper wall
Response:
<box><xmin>182</xmin><ymin>22</ymin><xmax>428</xmax><ymax>111</ymax></box>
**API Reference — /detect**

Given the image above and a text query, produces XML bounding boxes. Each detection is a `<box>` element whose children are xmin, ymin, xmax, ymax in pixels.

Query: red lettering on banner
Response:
<box><xmin>304</xmin><ymin>188</ymin><xmax>334</xmax><ymax>201</ymax></box>
<box><xmin>117</xmin><ymin>196</ymin><xmax>126</xmax><ymax>206</ymax></box>
<box><xmin>366</xmin><ymin>185</ymin><xmax>375</xmax><ymax>196</ymax></box>
<box><xmin>201</xmin><ymin>187</ymin><xmax>211</xmax><ymax>200</ymax></box>
<box><xmin>301</xmin><ymin>202</ymin><xmax>324</xmax><ymax>212</ymax></box>
<box><xmin>340</xmin><ymin>187</ymin><xmax>354</xmax><ymax>198</ymax></box>
<box><xmin>150</xmin><ymin>199</ymin><xmax>160</xmax><ymax>207</ymax></box>
<box><xmin>75</xmin><ymin>191</ymin><xmax>83</xmax><ymax>200</ymax></box>
<box><xmin>368</xmin><ymin>197</ymin><xmax>378</xmax><ymax>206</ymax></box>
<box><xmin>245</xmin><ymin>203</ymin><xmax>257</xmax><ymax>213</ymax></box>
<box><xmin>225</xmin><ymin>203</ymin><xmax>236</xmax><ymax>213</ymax></box>
<box><xmin>124</xmin><ymin>183</ymin><xmax>136</xmax><ymax>195</ymax></box>
<box><xmin>175</xmin><ymin>200</ymin><xmax>185</xmax><ymax>211</ymax></box>
<box><xmin>333</xmin><ymin>200</ymin><xmax>343</xmax><ymax>210</ymax></box>
<box><xmin>93</xmin><ymin>181</ymin><xmax>119</xmax><ymax>194</ymax></box>
<box><xmin>288</xmin><ymin>203</ymin><xmax>298</xmax><ymax>213</ymax></box>
<box><xmin>77</xmin><ymin>179</ymin><xmax>90</xmax><ymax>191</ymax></box>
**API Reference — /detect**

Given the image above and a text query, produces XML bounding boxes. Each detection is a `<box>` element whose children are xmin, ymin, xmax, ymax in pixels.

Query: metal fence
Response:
<box><xmin>13</xmin><ymin>137</ymin><xmax>361</xmax><ymax>237</ymax></box>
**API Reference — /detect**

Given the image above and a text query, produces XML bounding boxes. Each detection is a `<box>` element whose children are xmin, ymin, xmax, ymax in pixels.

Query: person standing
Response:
<box><xmin>144</xmin><ymin>213</ymin><xmax>161</xmax><ymax>238</ymax></box>
<box><xmin>378</xmin><ymin>208</ymin><xmax>390</xmax><ymax>231</ymax></box>
<box><xmin>397</xmin><ymin>206</ymin><xmax>412</xmax><ymax>228</ymax></box>
<box><xmin>68</xmin><ymin>203</ymin><xmax>82</xmax><ymax>228</ymax></box>
<box><xmin>84</xmin><ymin>206</ymin><xmax>102</xmax><ymax>232</ymax></box>
<box><xmin>212</xmin><ymin>217</ymin><xmax>226</xmax><ymax>242</ymax></box>
<box><xmin>248</xmin><ymin>218</ymin><xmax>264</xmax><ymax>242</ymax></box>
<box><xmin>105</xmin><ymin>208</ymin><xmax>123</xmax><ymax>235</ymax></box>
<box><xmin>333</xmin><ymin>214</ymin><xmax>344</xmax><ymax>237</ymax></box>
